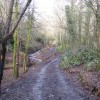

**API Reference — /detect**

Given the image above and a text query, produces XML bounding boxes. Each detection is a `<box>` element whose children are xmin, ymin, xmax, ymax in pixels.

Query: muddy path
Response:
<box><xmin>1</xmin><ymin>56</ymin><xmax>97</xmax><ymax>100</ymax></box>
<box><xmin>31</xmin><ymin>57</ymin><xmax>97</xmax><ymax>100</ymax></box>
<box><xmin>0</xmin><ymin>46</ymin><xmax>98</xmax><ymax>100</ymax></box>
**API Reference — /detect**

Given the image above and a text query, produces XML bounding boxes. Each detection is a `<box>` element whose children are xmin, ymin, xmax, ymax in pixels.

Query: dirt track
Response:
<box><xmin>32</xmin><ymin>58</ymin><xmax>87</xmax><ymax>100</ymax></box>
<box><xmin>0</xmin><ymin>55</ymin><xmax>98</xmax><ymax>100</ymax></box>
<box><xmin>0</xmin><ymin>47</ymin><xmax>99</xmax><ymax>100</ymax></box>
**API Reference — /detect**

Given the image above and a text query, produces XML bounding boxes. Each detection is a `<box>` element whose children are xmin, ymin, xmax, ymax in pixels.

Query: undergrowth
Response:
<box><xmin>56</xmin><ymin>44</ymin><xmax>67</xmax><ymax>53</ymax></box>
<box><xmin>60</xmin><ymin>46</ymin><xmax>100</xmax><ymax>70</ymax></box>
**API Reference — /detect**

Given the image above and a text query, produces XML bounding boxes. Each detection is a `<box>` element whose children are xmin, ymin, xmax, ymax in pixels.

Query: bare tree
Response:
<box><xmin>84</xmin><ymin>0</ymin><xmax>100</xmax><ymax>48</ymax></box>
<box><xmin>0</xmin><ymin>0</ymin><xmax>32</xmax><ymax>94</ymax></box>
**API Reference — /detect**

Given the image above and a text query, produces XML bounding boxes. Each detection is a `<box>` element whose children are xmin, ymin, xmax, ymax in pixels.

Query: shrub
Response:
<box><xmin>60</xmin><ymin>47</ymin><xmax>100</xmax><ymax>70</ymax></box>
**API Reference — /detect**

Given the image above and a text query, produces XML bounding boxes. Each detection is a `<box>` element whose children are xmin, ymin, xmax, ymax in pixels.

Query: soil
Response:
<box><xmin>1</xmin><ymin>52</ymin><xmax>25</xmax><ymax>89</ymax></box>
<box><xmin>0</xmin><ymin>47</ymin><xmax>100</xmax><ymax>100</ymax></box>
<box><xmin>62</xmin><ymin>66</ymin><xmax>100</xmax><ymax>99</ymax></box>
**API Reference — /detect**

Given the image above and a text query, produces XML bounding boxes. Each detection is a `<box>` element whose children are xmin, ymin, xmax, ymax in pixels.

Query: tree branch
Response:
<box><xmin>84</xmin><ymin>0</ymin><xmax>97</xmax><ymax>15</ymax></box>
<box><xmin>4</xmin><ymin>0</ymin><xmax>32</xmax><ymax>40</ymax></box>
<box><xmin>4</xmin><ymin>0</ymin><xmax>14</xmax><ymax>37</ymax></box>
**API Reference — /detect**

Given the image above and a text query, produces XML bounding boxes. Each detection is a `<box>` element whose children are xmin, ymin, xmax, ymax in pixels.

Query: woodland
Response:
<box><xmin>0</xmin><ymin>0</ymin><xmax>100</xmax><ymax>99</ymax></box>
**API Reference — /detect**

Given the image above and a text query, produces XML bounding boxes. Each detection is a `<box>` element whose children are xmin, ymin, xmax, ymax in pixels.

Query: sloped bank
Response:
<box><xmin>61</xmin><ymin>66</ymin><xmax>100</xmax><ymax>100</ymax></box>
<box><xmin>59</xmin><ymin>47</ymin><xmax>100</xmax><ymax>99</ymax></box>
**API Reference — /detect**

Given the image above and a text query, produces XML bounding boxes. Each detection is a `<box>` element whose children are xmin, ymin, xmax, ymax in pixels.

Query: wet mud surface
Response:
<box><xmin>0</xmin><ymin>56</ymin><xmax>98</xmax><ymax>100</ymax></box>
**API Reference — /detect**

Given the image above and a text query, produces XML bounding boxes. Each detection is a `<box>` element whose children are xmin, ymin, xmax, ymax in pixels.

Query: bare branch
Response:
<box><xmin>4</xmin><ymin>0</ymin><xmax>14</xmax><ymax>37</ymax></box>
<box><xmin>84</xmin><ymin>0</ymin><xmax>97</xmax><ymax>14</ymax></box>
<box><xmin>4</xmin><ymin>0</ymin><xmax>32</xmax><ymax>40</ymax></box>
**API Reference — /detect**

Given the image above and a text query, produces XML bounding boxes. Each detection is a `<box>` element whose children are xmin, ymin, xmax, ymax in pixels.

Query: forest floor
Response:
<box><xmin>0</xmin><ymin>46</ymin><xmax>100</xmax><ymax>100</ymax></box>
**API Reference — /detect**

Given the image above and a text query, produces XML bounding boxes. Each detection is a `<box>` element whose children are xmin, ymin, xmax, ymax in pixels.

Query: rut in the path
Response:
<box><xmin>1</xmin><ymin>57</ymin><xmax>96</xmax><ymax>100</ymax></box>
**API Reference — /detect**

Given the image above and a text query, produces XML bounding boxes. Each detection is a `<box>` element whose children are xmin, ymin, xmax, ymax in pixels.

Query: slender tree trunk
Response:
<box><xmin>78</xmin><ymin>5</ymin><xmax>82</xmax><ymax>44</ymax></box>
<box><xmin>13</xmin><ymin>31</ymin><xmax>19</xmax><ymax>78</ymax></box>
<box><xmin>85</xmin><ymin>8</ymin><xmax>91</xmax><ymax>47</ymax></box>
<box><xmin>94</xmin><ymin>5</ymin><xmax>100</xmax><ymax>63</ymax></box>
<box><xmin>96</xmin><ymin>16</ymin><xmax>100</xmax><ymax>49</ymax></box>
<box><xmin>13</xmin><ymin>0</ymin><xmax>19</xmax><ymax>78</ymax></box>
<box><xmin>16</xmin><ymin>40</ymin><xmax>19</xmax><ymax>76</ymax></box>
<box><xmin>0</xmin><ymin>41</ymin><xmax>6</xmax><ymax>94</ymax></box>
<box><xmin>23</xmin><ymin>10</ymin><xmax>32</xmax><ymax>72</ymax></box>
<box><xmin>23</xmin><ymin>32</ymin><xmax>30</xmax><ymax>72</ymax></box>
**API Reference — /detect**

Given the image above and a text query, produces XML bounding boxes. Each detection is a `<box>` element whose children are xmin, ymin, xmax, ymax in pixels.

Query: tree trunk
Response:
<box><xmin>23</xmin><ymin>33</ymin><xmax>30</xmax><ymax>72</ymax></box>
<box><xmin>16</xmin><ymin>41</ymin><xmax>19</xmax><ymax>76</ymax></box>
<box><xmin>95</xmin><ymin>16</ymin><xmax>100</xmax><ymax>49</ymax></box>
<box><xmin>13</xmin><ymin>0</ymin><xmax>19</xmax><ymax>78</ymax></box>
<box><xmin>85</xmin><ymin>8</ymin><xmax>91</xmax><ymax>47</ymax></box>
<box><xmin>13</xmin><ymin>31</ymin><xmax>18</xmax><ymax>78</ymax></box>
<box><xmin>0</xmin><ymin>41</ymin><xmax>6</xmax><ymax>94</ymax></box>
<box><xmin>96</xmin><ymin>5</ymin><xmax>100</xmax><ymax>49</ymax></box>
<box><xmin>23</xmin><ymin>10</ymin><xmax>32</xmax><ymax>72</ymax></box>
<box><xmin>0</xmin><ymin>0</ymin><xmax>32</xmax><ymax>94</ymax></box>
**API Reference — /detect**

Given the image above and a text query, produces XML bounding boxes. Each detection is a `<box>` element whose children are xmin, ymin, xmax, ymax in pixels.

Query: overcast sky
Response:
<box><xmin>34</xmin><ymin>0</ymin><xmax>68</xmax><ymax>34</ymax></box>
<box><xmin>35</xmin><ymin>0</ymin><xmax>68</xmax><ymax>18</ymax></box>
<box><xmin>36</xmin><ymin>0</ymin><xmax>55</xmax><ymax>16</ymax></box>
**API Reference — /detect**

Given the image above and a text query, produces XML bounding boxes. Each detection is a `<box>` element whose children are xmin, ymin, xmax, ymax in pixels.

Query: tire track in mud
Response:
<box><xmin>32</xmin><ymin>58</ymin><xmax>59</xmax><ymax>100</ymax></box>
